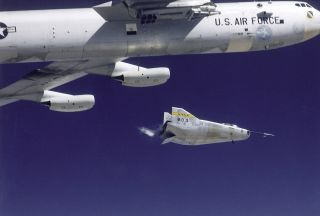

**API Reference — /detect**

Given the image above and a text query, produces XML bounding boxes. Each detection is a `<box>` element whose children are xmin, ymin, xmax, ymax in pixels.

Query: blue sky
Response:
<box><xmin>0</xmin><ymin>1</ymin><xmax>319</xmax><ymax>216</ymax></box>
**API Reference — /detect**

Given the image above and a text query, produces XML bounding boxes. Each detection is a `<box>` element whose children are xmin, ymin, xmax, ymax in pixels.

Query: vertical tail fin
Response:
<box><xmin>172</xmin><ymin>107</ymin><xmax>198</xmax><ymax>119</ymax></box>
<box><xmin>163</xmin><ymin>112</ymin><xmax>172</xmax><ymax>124</ymax></box>
<box><xmin>161</xmin><ymin>107</ymin><xmax>199</xmax><ymax>144</ymax></box>
<box><xmin>171</xmin><ymin>107</ymin><xmax>199</xmax><ymax>126</ymax></box>
<box><xmin>160</xmin><ymin>112</ymin><xmax>172</xmax><ymax>136</ymax></box>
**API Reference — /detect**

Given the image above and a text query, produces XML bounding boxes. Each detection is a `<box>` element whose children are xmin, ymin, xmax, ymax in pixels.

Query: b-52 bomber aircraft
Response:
<box><xmin>0</xmin><ymin>0</ymin><xmax>318</xmax><ymax>112</ymax></box>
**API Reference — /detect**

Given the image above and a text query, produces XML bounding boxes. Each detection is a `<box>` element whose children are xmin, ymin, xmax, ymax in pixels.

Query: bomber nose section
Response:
<box><xmin>316</xmin><ymin>9</ymin><xmax>320</xmax><ymax>25</ymax></box>
<box><xmin>304</xmin><ymin>8</ymin><xmax>320</xmax><ymax>40</ymax></box>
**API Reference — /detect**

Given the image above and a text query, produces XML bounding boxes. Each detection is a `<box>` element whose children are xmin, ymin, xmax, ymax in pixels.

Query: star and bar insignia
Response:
<box><xmin>0</xmin><ymin>22</ymin><xmax>16</xmax><ymax>39</ymax></box>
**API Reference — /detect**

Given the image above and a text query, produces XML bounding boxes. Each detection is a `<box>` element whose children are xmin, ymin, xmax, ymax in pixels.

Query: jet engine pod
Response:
<box><xmin>112</xmin><ymin>67</ymin><xmax>170</xmax><ymax>87</ymax></box>
<box><xmin>41</xmin><ymin>93</ymin><xmax>95</xmax><ymax>112</ymax></box>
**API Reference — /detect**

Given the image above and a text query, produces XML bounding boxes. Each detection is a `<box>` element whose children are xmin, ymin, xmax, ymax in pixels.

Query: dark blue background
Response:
<box><xmin>0</xmin><ymin>1</ymin><xmax>319</xmax><ymax>216</ymax></box>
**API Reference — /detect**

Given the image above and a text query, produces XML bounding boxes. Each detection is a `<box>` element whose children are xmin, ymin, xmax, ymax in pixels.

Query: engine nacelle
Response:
<box><xmin>41</xmin><ymin>91</ymin><xmax>95</xmax><ymax>112</ymax></box>
<box><xmin>112</xmin><ymin>67</ymin><xmax>170</xmax><ymax>87</ymax></box>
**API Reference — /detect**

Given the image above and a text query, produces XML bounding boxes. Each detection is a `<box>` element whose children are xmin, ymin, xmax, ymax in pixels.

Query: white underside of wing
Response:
<box><xmin>0</xmin><ymin>58</ymin><xmax>120</xmax><ymax>106</ymax></box>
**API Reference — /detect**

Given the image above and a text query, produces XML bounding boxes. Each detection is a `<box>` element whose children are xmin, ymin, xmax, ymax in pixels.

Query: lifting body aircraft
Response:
<box><xmin>140</xmin><ymin>107</ymin><xmax>274</xmax><ymax>145</ymax></box>
<box><xmin>0</xmin><ymin>0</ymin><xmax>319</xmax><ymax>111</ymax></box>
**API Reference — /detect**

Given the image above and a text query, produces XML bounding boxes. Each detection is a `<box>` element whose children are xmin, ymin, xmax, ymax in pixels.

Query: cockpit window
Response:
<box><xmin>295</xmin><ymin>2</ymin><xmax>313</xmax><ymax>8</ymax></box>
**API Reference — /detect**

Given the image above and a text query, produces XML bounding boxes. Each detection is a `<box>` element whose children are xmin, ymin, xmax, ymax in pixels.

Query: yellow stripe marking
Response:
<box><xmin>172</xmin><ymin>112</ymin><xmax>194</xmax><ymax>118</ymax></box>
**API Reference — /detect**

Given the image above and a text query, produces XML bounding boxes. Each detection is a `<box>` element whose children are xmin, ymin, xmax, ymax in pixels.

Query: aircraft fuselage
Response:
<box><xmin>0</xmin><ymin>1</ymin><xmax>319</xmax><ymax>63</ymax></box>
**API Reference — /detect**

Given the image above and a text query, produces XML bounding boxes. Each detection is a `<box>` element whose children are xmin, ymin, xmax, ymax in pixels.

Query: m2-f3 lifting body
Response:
<box><xmin>159</xmin><ymin>107</ymin><xmax>273</xmax><ymax>145</ymax></box>
<box><xmin>0</xmin><ymin>1</ymin><xmax>319</xmax><ymax>111</ymax></box>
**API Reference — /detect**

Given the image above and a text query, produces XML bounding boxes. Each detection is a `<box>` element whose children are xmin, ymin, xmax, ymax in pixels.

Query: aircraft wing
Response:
<box><xmin>0</xmin><ymin>58</ymin><xmax>118</xmax><ymax>110</ymax></box>
<box><xmin>0</xmin><ymin>61</ymin><xmax>87</xmax><ymax>98</ymax></box>
<box><xmin>0</xmin><ymin>57</ymin><xmax>170</xmax><ymax>112</ymax></box>
<box><xmin>123</xmin><ymin>0</ymin><xmax>211</xmax><ymax>9</ymax></box>
<box><xmin>94</xmin><ymin>0</ymin><xmax>219</xmax><ymax>22</ymax></box>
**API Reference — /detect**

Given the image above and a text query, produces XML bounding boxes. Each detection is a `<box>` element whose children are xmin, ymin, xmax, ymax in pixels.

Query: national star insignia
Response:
<box><xmin>0</xmin><ymin>27</ymin><xmax>7</xmax><ymax>37</ymax></box>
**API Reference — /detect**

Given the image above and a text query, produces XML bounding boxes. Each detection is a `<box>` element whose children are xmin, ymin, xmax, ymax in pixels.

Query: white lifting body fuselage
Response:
<box><xmin>166</xmin><ymin>120</ymin><xmax>250</xmax><ymax>145</ymax></box>
<box><xmin>161</xmin><ymin>107</ymin><xmax>251</xmax><ymax>145</ymax></box>
<box><xmin>0</xmin><ymin>1</ymin><xmax>319</xmax><ymax>63</ymax></box>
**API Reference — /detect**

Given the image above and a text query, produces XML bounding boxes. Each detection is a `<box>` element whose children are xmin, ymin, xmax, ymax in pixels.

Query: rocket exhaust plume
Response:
<box><xmin>138</xmin><ymin>127</ymin><xmax>157</xmax><ymax>137</ymax></box>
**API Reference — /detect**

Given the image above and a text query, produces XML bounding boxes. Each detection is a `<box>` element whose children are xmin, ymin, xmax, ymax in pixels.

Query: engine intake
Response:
<box><xmin>111</xmin><ymin>63</ymin><xmax>170</xmax><ymax>87</ymax></box>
